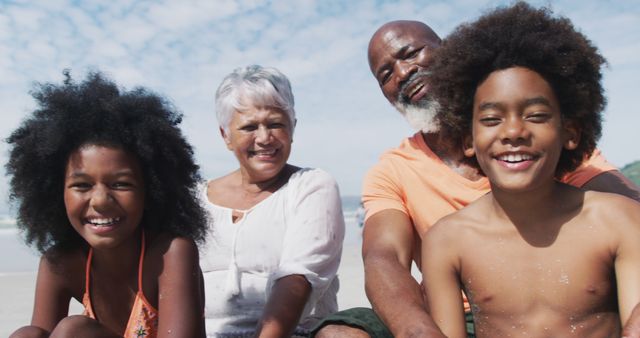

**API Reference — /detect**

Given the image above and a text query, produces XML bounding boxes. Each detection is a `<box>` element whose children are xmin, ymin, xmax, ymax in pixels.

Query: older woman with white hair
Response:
<box><xmin>199</xmin><ymin>65</ymin><xmax>345</xmax><ymax>338</ymax></box>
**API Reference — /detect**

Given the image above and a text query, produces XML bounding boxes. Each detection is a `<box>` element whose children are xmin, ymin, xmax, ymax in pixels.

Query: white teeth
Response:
<box><xmin>499</xmin><ymin>154</ymin><xmax>533</xmax><ymax>162</ymax></box>
<box><xmin>87</xmin><ymin>217</ymin><xmax>120</xmax><ymax>226</ymax></box>
<box><xmin>409</xmin><ymin>84</ymin><xmax>421</xmax><ymax>97</ymax></box>
<box><xmin>253</xmin><ymin>149</ymin><xmax>276</xmax><ymax>156</ymax></box>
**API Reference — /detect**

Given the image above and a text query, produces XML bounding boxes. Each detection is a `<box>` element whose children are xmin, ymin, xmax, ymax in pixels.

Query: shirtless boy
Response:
<box><xmin>421</xmin><ymin>3</ymin><xmax>640</xmax><ymax>337</ymax></box>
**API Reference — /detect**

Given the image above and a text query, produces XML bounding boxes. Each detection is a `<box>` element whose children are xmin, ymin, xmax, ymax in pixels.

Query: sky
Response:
<box><xmin>0</xmin><ymin>0</ymin><xmax>638</xmax><ymax>214</ymax></box>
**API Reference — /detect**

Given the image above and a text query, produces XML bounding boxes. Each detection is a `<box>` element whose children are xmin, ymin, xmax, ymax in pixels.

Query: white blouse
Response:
<box><xmin>199</xmin><ymin>168</ymin><xmax>345</xmax><ymax>337</ymax></box>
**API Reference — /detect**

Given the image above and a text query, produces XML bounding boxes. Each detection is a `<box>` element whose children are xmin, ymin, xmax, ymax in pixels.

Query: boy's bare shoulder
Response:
<box><xmin>425</xmin><ymin>195</ymin><xmax>493</xmax><ymax>246</ymax></box>
<box><xmin>583</xmin><ymin>190</ymin><xmax>640</xmax><ymax>217</ymax></box>
<box><xmin>582</xmin><ymin>189</ymin><xmax>640</xmax><ymax>230</ymax></box>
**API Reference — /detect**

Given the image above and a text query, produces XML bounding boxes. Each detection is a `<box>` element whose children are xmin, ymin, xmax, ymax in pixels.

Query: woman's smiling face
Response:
<box><xmin>222</xmin><ymin>106</ymin><xmax>293</xmax><ymax>183</ymax></box>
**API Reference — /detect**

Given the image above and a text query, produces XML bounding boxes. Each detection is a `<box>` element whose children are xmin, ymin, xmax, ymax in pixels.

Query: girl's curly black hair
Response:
<box><xmin>429</xmin><ymin>1</ymin><xmax>606</xmax><ymax>177</ymax></box>
<box><xmin>6</xmin><ymin>71</ymin><xmax>208</xmax><ymax>254</ymax></box>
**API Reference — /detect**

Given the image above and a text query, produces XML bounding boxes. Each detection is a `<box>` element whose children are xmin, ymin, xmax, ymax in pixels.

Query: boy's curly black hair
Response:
<box><xmin>429</xmin><ymin>1</ymin><xmax>605</xmax><ymax>176</ymax></box>
<box><xmin>6</xmin><ymin>71</ymin><xmax>208</xmax><ymax>254</ymax></box>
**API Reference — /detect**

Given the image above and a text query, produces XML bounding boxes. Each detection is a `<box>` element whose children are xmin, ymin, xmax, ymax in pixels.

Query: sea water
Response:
<box><xmin>0</xmin><ymin>196</ymin><xmax>365</xmax><ymax>273</ymax></box>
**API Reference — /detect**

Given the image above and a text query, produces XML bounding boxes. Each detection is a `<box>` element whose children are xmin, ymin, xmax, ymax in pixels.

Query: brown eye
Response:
<box><xmin>69</xmin><ymin>182</ymin><xmax>92</xmax><ymax>191</ymax></box>
<box><xmin>380</xmin><ymin>71</ymin><xmax>391</xmax><ymax>85</ymax></box>
<box><xmin>240</xmin><ymin>125</ymin><xmax>257</xmax><ymax>131</ymax></box>
<box><xmin>405</xmin><ymin>48</ymin><xmax>421</xmax><ymax>59</ymax></box>
<box><xmin>479</xmin><ymin>116</ymin><xmax>501</xmax><ymax>126</ymax></box>
<box><xmin>525</xmin><ymin>111</ymin><xmax>551</xmax><ymax>123</ymax></box>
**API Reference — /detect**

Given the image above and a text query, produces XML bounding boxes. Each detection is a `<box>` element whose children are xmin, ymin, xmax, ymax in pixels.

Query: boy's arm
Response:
<box><xmin>421</xmin><ymin>222</ymin><xmax>466</xmax><ymax>338</ymax></box>
<box><xmin>614</xmin><ymin>200</ymin><xmax>640</xmax><ymax>327</ymax></box>
<box><xmin>363</xmin><ymin>210</ymin><xmax>445</xmax><ymax>338</ymax></box>
<box><xmin>255</xmin><ymin>275</ymin><xmax>312</xmax><ymax>338</ymax></box>
<box><xmin>622</xmin><ymin>303</ymin><xmax>640</xmax><ymax>338</ymax></box>
<box><xmin>157</xmin><ymin>237</ymin><xmax>205</xmax><ymax>338</ymax></box>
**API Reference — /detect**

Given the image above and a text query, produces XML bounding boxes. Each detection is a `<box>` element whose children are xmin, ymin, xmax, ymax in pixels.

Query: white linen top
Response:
<box><xmin>200</xmin><ymin>168</ymin><xmax>345</xmax><ymax>337</ymax></box>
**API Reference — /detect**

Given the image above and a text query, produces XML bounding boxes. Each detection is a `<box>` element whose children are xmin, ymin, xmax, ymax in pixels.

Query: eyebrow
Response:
<box><xmin>375</xmin><ymin>44</ymin><xmax>411</xmax><ymax>79</ymax></box>
<box><xmin>66</xmin><ymin>170</ymin><xmax>136</xmax><ymax>179</ymax></box>
<box><xmin>523</xmin><ymin>96</ymin><xmax>552</xmax><ymax>107</ymax></box>
<box><xmin>477</xmin><ymin>96</ymin><xmax>552</xmax><ymax>111</ymax></box>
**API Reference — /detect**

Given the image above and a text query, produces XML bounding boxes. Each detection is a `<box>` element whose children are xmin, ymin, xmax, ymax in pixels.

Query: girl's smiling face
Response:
<box><xmin>466</xmin><ymin>66</ymin><xmax>579</xmax><ymax>193</ymax></box>
<box><xmin>64</xmin><ymin>144</ymin><xmax>145</xmax><ymax>251</ymax></box>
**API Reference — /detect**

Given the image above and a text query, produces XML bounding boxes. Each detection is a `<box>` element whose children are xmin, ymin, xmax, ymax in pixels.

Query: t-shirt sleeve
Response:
<box><xmin>561</xmin><ymin>149</ymin><xmax>617</xmax><ymax>187</ymax></box>
<box><xmin>362</xmin><ymin>158</ymin><xmax>408</xmax><ymax>222</ymax></box>
<box><xmin>270</xmin><ymin>168</ymin><xmax>345</xmax><ymax>307</ymax></box>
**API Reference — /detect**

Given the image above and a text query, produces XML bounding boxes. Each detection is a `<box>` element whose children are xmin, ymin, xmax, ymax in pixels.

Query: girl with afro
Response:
<box><xmin>421</xmin><ymin>2</ymin><xmax>640</xmax><ymax>337</ymax></box>
<box><xmin>8</xmin><ymin>71</ymin><xmax>208</xmax><ymax>338</ymax></box>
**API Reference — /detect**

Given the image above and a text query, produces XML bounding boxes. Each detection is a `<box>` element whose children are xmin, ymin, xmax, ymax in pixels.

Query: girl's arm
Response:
<box><xmin>421</xmin><ymin>222</ymin><xmax>467</xmax><ymax>338</ymax></box>
<box><xmin>156</xmin><ymin>237</ymin><xmax>205</xmax><ymax>338</ymax></box>
<box><xmin>9</xmin><ymin>254</ymin><xmax>76</xmax><ymax>337</ymax></box>
<box><xmin>31</xmin><ymin>255</ymin><xmax>75</xmax><ymax>332</ymax></box>
<box><xmin>255</xmin><ymin>275</ymin><xmax>311</xmax><ymax>338</ymax></box>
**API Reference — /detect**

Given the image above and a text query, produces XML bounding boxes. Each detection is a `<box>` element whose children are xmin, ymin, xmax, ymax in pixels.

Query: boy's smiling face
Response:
<box><xmin>465</xmin><ymin>66</ymin><xmax>579</xmax><ymax>192</ymax></box>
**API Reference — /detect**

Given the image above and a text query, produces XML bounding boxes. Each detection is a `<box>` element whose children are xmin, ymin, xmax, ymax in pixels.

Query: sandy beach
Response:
<box><xmin>0</xmin><ymin>226</ymin><xmax>373</xmax><ymax>336</ymax></box>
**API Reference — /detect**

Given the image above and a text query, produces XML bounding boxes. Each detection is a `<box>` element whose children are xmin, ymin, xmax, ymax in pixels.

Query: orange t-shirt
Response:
<box><xmin>362</xmin><ymin>132</ymin><xmax>617</xmax><ymax>237</ymax></box>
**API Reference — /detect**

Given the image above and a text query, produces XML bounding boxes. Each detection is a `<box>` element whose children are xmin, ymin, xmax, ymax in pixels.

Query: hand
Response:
<box><xmin>622</xmin><ymin>302</ymin><xmax>640</xmax><ymax>338</ymax></box>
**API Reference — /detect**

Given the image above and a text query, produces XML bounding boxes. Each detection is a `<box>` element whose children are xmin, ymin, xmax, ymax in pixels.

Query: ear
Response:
<box><xmin>291</xmin><ymin>118</ymin><xmax>297</xmax><ymax>143</ymax></box>
<box><xmin>562</xmin><ymin>120</ymin><xmax>580</xmax><ymax>150</ymax></box>
<box><xmin>462</xmin><ymin>134</ymin><xmax>475</xmax><ymax>158</ymax></box>
<box><xmin>220</xmin><ymin>127</ymin><xmax>233</xmax><ymax>150</ymax></box>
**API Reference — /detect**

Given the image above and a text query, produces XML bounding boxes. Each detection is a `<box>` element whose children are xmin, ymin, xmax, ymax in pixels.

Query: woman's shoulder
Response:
<box><xmin>288</xmin><ymin>167</ymin><xmax>338</xmax><ymax>186</ymax></box>
<box><xmin>205</xmin><ymin>171</ymin><xmax>237</xmax><ymax>193</ymax></box>
<box><xmin>204</xmin><ymin>171</ymin><xmax>243</xmax><ymax>206</ymax></box>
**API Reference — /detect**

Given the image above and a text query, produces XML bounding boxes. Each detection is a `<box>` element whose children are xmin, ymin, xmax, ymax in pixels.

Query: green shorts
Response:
<box><xmin>309</xmin><ymin>307</ymin><xmax>475</xmax><ymax>338</ymax></box>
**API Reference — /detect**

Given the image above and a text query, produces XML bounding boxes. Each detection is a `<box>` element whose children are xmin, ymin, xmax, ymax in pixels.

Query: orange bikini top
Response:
<box><xmin>82</xmin><ymin>232</ymin><xmax>159</xmax><ymax>337</ymax></box>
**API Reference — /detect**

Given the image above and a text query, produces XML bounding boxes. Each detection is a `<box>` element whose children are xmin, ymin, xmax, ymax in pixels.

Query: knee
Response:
<box><xmin>315</xmin><ymin>324</ymin><xmax>371</xmax><ymax>338</ymax></box>
<box><xmin>49</xmin><ymin>315</ymin><xmax>95</xmax><ymax>338</ymax></box>
<box><xmin>9</xmin><ymin>326</ymin><xmax>50</xmax><ymax>338</ymax></box>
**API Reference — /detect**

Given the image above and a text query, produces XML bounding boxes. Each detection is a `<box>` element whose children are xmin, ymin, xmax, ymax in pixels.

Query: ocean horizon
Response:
<box><xmin>0</xmin><ymin>195</ymin><xmax>364</xmax><ymax>274</ymax></box>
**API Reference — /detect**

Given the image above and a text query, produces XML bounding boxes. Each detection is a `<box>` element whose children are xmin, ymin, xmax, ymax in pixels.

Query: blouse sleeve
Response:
<box><xmin>270</xmin><ymin>168</ymin><xmax>345</xmax><ymax>308</ymax></box>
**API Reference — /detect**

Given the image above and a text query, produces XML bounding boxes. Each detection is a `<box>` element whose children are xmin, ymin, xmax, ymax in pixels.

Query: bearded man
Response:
<box><xmin>311</xmin><ymin>20</ymin><xmax>640</xmax><ymax>338</ymax></box>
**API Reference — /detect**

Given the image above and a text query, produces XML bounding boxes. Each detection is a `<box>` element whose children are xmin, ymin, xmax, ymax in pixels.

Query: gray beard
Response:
<box><xmin>393</xmin><ymin>99</ymin><xmax>440</xmax><ymax>133</ymax></box>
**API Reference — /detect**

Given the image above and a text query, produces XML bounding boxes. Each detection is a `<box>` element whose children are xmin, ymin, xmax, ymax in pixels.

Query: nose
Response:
<box><xmin>89</xmin><ymin>185</ymin><xmax>113</xmax><ymax>210</ymax></box>
<box><xmin>255</xmin><ymin>125</ymin><xmax>272</xmax><ymax>144</ymax></box>
<box><xmin>395</xmin><ymin>59</ymin><xmax>418</xmax><ymax>84</ymax></box>
<box><xmin>501</xmin><ymin>116</ymin><xmax>531</xmax><ymax>143</ymax></box>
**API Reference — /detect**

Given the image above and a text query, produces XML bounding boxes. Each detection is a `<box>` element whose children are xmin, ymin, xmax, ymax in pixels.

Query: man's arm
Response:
<box><xmin>582</xmin><ymin>170</ymin><xmax>640</xmax><ymax>202</ymax></box>
<box><xmin>362</xmin><ymin>209</ymin><xmax>445</xmax><ymax>338</ymax></box>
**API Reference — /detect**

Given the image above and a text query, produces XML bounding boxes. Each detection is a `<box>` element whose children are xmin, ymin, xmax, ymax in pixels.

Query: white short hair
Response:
<box><xmin>215</xmin><ymin>65</ymin><xmax>295</xmax><ymax>132</ymax></box>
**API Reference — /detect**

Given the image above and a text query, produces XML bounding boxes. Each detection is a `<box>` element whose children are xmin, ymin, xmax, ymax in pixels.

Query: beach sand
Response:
<box><xmin>0</xmin><ymin>228</ymin><xmax>373</xmax><ymax>336</ymax></box>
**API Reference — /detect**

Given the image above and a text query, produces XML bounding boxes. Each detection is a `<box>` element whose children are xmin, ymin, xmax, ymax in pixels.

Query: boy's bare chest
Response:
<box><xmin>459</xmin><ymin>226</ymin><xmax>618</xmax><ymax>335</ymax></box>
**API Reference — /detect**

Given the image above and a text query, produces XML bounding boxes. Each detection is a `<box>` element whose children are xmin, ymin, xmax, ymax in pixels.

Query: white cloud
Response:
<box><xmin>0</xmin><ymin>0</ymin><xmax>638</xmax><ymax>216</ymax></box>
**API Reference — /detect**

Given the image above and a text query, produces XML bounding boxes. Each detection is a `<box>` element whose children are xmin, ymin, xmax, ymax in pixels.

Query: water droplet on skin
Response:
<box><xmin>559</xmin><ymin>273</ymin><xmax>570</xmax><ymax>284</ymax></box>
